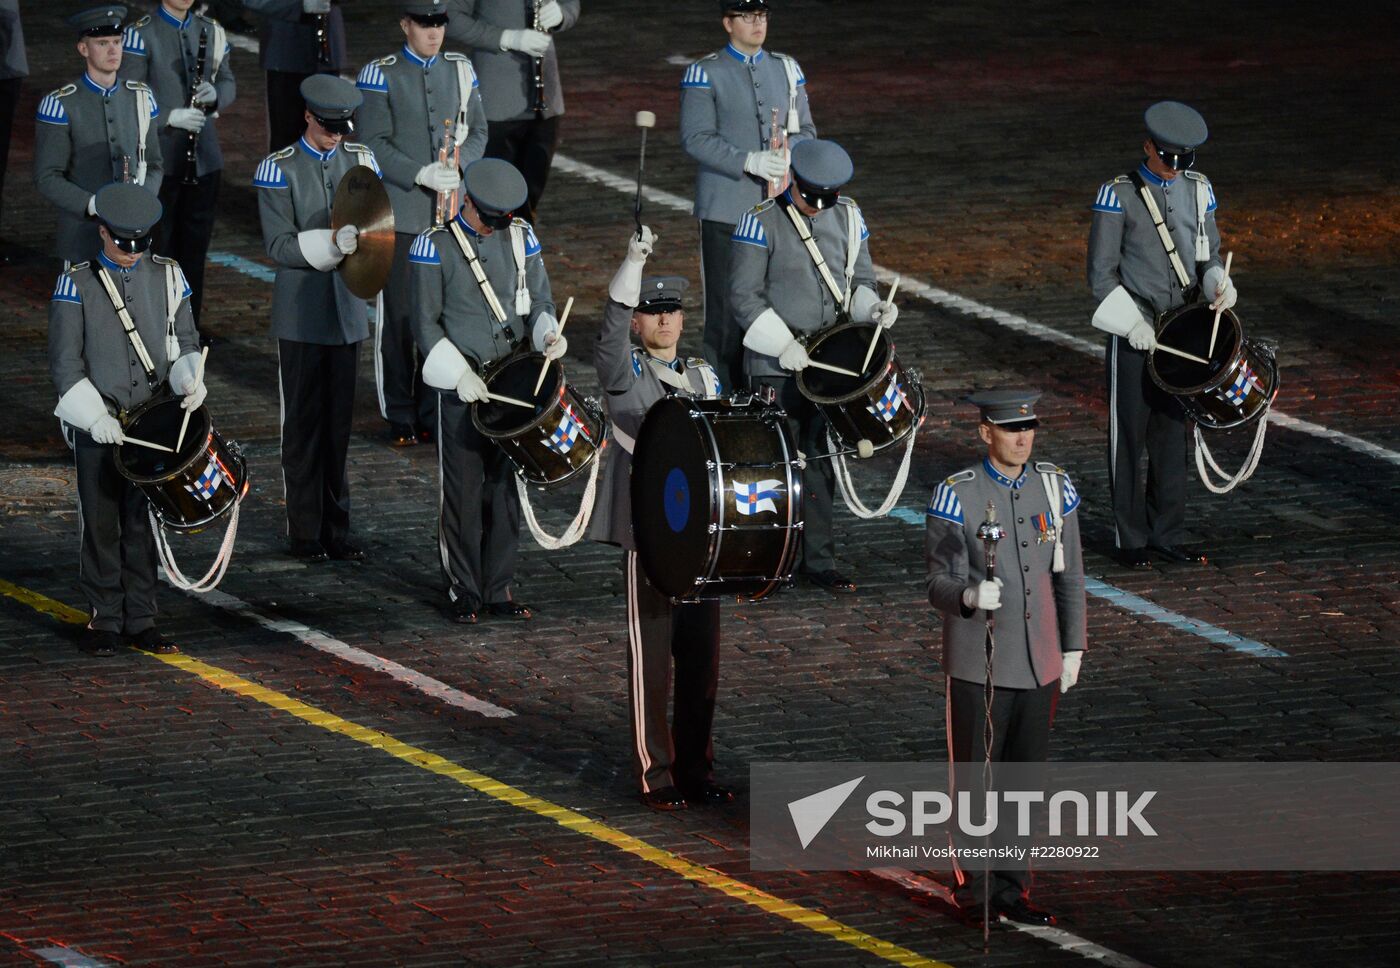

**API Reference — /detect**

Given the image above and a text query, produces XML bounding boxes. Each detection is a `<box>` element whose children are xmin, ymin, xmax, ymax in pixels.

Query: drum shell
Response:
<box><xmin>631</xmin><ymin>397</ymin><xmax>802</xmax><ymax>602</ymax></box>
<box><xmin>115</xmin><ymin>396</ymin><xmax>250</xmax><ymax>533</ymax></box>
<box><xmin>796</xmin><ymin>322</ymin><xmax>925</xmax><ymax>454</ymax></box>
<box><xmin>472</xmin><ymin>353</ymin><xmax>607</xmax><ymax>489</ymax></box>
<box><xmin>1148</xmin><ymin>303</ymin><xmax>1281</xmax><ymax>430</ymax></box>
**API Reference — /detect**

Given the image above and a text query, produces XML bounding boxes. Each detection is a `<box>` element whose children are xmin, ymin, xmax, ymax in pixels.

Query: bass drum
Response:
<box><xmin>631</xmin><ymin>396</ymin><xmax>802</xmax><ymax>602</ymax></box>
<box><xmin>1149</xmin><ymin>302</ymin><xmax>1280</xmax><ymax>430</ymax></box>
<box><xmin>797</xmin><ymin>322</ymin><xmax>925</xmax><ymax>455</ymax></box>
<box><xmin>115</xmin><ymin>395</ymin><xmax>250</xmax><ymax>533</ymax></box>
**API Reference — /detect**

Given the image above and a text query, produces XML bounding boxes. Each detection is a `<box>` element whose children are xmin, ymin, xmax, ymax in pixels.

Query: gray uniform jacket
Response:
<box><xmin>255</xmin><ymin>137</ymin><xmax>381</xmax><ymax>344</ymax></box>
<box><xmin>355</xmin><ymin>46</ymin><xmax>488</xmax><ymax>236</ymax></box>
<box><xmin>49</xmin><ymin>251</ymin><xmax>200</xmax><ymax>413</ymax></box>
<box><xmin>444</xmin><ymin>0</ymin><xmax>579</xmax><ymax>122</ymax></box>
<box><xmin>0</xmin><ymin>0</ymin><xmax>28</xmax><ymax>81</ymax></box>
<box><xmin>34</xmin><ymin>74</ymin><xmax>164</xmax><ymax>263</ymax></box>
<box><xmin>729</xmin><ymin>196</ymin><xmax>875</xmax><ymax>378</ymax></box>
<box><xmin>408</xmin><ymin>214</ymin><xmax>554</xmax><ymax>367</ymax></box>
<box><xmin>1087</xmin><ymin>162</ymin><xmax>1223</xmax><ymax>318</ymax></box>
<box><xmin>588</xmin><ymin>298</ymin><xmax>722</xmax><ymax>550</ymax></box>
<box><xmin>679</xmin><ymin>44</ymin><xmax>815</xmax><ymax>225</ymax></box>
<box><xmin>120</xmin><ymin>8</ymin><xmax>237</xmax><ymax>178</ymax></box>
<box><xmin>244</xmin><ymin>0</ymin><xmax>348</xmax><ymax>73</ymax></box>
<box><xmin>924</xmin><ymin>458</ymin><xmax>1087</xmax><ymax>689</ymax></box>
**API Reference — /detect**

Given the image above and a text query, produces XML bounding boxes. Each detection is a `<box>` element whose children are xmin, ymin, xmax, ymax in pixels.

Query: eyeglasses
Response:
<box><xmin>730</xmin><ymin>12</ymin><xmax>770</xmax><ymax>24</ymax></box>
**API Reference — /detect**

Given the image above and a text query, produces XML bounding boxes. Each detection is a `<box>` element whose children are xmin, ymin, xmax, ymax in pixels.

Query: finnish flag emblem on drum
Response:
<box><xmin>1221</xmin><ymin>364</ymin><xmax>1263</xmax><ymax>407</ymax></box>
<box><xmin>546</xmin><ymin>403</ymin><xmax>591</xmax><ymax>455</ymax></box>
<box><xmin>867</xmin><ymin>377</ymin><xmax>908</xmax><ymax>423</ymax></box>
<box><xmin>185</xmin><ymin>458</ymin><xmax>224</xmax><ymax>500</ymax></box>
<box><xmin>733</xmin><ymin>479</ymin><xmax>783</xmax><ymax>516</ymax></box>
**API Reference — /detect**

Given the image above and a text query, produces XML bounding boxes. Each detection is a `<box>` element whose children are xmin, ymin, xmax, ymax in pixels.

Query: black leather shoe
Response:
<box><xmin>996</xmin><ymin>897</ymin><xmax>1056</xmax><ymax>926</ymax></box>
<box><xmin>82</xmin><ymin>629</ymin><xmax>123</xmax><ymax>657</ymax></box>
<box><xmin>389</xmin><ymin>422</ymin><xmax>418</xmax><ymax>447</ymax></box>
<box><xmin>677</xmin><ymin>781</ymin><xmax>736</xmax><ymax>806</ymax></box>
<box><xmin>805</xmin><ymin>570</ymin><xmax>857</xmax><ymax>594</ymax></box>
<box><xmin>448</xmin><ymin>600</ymin><xmax>478</xmax><ymax>625</ymax></box>
<box><xmin>1118</xmin><ymin>547</ymin><xmax>1152</xmax><ymax>570</ymax></box>
<box><xmin>128</xmin><ymin>628</ymin><xmax>180</xmax><ymax>654</ymax></box>
<box><xmin>326</xmin><ymin>540</ymin><xmax>365</xmax><ymax>562</ymax></box>
<box><xmin>485</xmin><ymin>601</ymin><xmax>532</xmax><ymax>620</ymax></box>
<box><xmin>290</xmin><ymin>539</ymin><xmax>329</xmax><ymax>562</ymax></box>
<box><xmin>416</xmin><ymin>424</ymin><xmax>434</xmax><ymax>445</ymax></box>
<box><xmin>1150</xmin><ymin>544</ymin><xmax>1207</xmax><ymax>565</ymax></box>
<box><xmin>640</xmin><ymin>786</ymin><xmax>688</xmax><ymax>812</ymax></box>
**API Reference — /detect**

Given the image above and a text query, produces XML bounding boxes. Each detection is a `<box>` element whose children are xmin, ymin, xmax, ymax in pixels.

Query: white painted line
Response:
<box><xmin>31</xmin><ymin>946</ymin><xmax>112</xmax><ymax>968</ymax></box>
<box><xmin>868</xmin><ymin>869</ymin><xmax>1157</xmax><ymax>968</ymax></box>
<box><xmin>551</xmin><ymin>151</ymin><xmax>1400</xmax><ymax>468</ymax></box>
<box><xmin>173</xmin><ymin>583</ymin><xmax>515</xmax><ymax>719</ymax></box>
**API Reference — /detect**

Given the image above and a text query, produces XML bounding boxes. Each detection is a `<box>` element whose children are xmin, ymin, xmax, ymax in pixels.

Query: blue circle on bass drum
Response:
<box><xmin>664</xmin><ymin>467</ymin><xmax>690</xmax><ymax>532</ymax></box>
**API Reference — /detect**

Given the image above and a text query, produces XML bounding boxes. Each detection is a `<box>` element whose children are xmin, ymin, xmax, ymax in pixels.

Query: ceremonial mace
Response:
<box><xmin>633</xmin><ymin>110</ymin><xmax>655</xmax><ymax>240</ymax></box>
<box><xmin>975</xmin><ymin>500</ymin><xmax>1006</xmax><ymax>948</ymax></box>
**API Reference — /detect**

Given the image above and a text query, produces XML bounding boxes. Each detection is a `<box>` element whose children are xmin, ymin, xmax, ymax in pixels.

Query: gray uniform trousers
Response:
<box><xmin>1106</xmin><ymin>335</ymin><xmax>1187</xmax><ymax>549</ymax></box>
<box><xmin>749</xmin><ymin>373</ymin><xmax>837</xmax><ymax>575</ymax></box>
<box><xmin>71</xmin><ymin>429</ymin><xmax>159</xmax><ymax>635</ymax></box>
<box><xmin>435</xmin><ymin>393</ymin><xmax>520</xmax><ymax>610</ymax></box>
<box><xmin>381</xmin><ymin>233</ymin><xmax>434</xmax><ymax>428</ymax></box>
<box><xmin>698</xmin><ymin>218</ymin><xmax>741</xmax><ymax>392</ymax></box>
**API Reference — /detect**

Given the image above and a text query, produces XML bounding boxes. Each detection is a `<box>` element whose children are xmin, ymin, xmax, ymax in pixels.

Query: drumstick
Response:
<box><xmin>806</xmin><ymin>359</ymin><xmax>863</xmax><ymax>378</ymax></box>
<box><xmin>532</xmin><ymin>295</ymin><xmax>574</xmax><ymax>395</ymax></box>
<box><xmin>1153</xmin><ymin>343</ymin><xmax>1211</xmax><ymax>366</ymax></box>
<box><xmin>859</xmin><ymin>275</ymin><xmax>901</xmax><ymax>373</ymax></box>
<box><xmin>120</xmin><ymin>434</ymin><xmax>175</xmax><ymax>454</ymax></box>
<box><xmin>486</xmin><ymin>392</ymin><xmax>535</xmax><ymax>410</ymax></box>
<box><xmin>174</xmin><ymin>345</ymin><xmax>209</xmax><ymax>451</ymax></box>
<box><xmin>1207</xmin><ymin>251</ymin><xmax>1233</xmax><ymax>358</ymax></box>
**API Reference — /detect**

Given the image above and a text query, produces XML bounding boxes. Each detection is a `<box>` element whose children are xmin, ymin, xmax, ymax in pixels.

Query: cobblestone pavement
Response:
<box><xmin>2</xmin><ymin>1</ymin><xmax>1398</xmax><ymax>966</ymax></box>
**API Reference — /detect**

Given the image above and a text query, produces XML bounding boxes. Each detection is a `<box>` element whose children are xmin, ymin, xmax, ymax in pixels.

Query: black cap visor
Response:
<box><xmin>987</xmin><ymin>417</ymin><xmax>1040</xmax><ymax>432</ymax></box>
<box><xmin>312</xmin><ymin>113</ymin><xmax>354</xmax><ymax>135</ymax></box>
<box><xmin>474</xmin><ymin>207</ymin><xmax>515</xmax><ymax>230</ymax></box>
<box><xmin>1152</xmin><ymin>143</ymin><xmax>1196</xmax><ymax>172</ymax></box>
<box><xmin>81</xmin><ymin>26</ymin><xmax>124</xmax><ymax>37</ymax></box>
<box><xmin>108</xmin><ymin>231</ymin><xmax>153</xmax><ymax>254</ymax></box>
<box><xmin>637</xmin><ymin>299</ymin><xmax>683</xmax><ymax>315</ymax></box>
<box><xmin>407</xmin><ymin>13</ymin><xmax>449</xmax><ymax>27</ymax></box>
<box><xmin>793</xmin><ymin>179</ymin><xmax>840</xmax><ymax>212</ymax></box>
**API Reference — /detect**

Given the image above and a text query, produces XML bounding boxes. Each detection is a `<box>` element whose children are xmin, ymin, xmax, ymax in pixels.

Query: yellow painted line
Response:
<box><xmin>0</xmin><ymin>578</ymin><xmax>952</xmax><ymax>968</ymax></box>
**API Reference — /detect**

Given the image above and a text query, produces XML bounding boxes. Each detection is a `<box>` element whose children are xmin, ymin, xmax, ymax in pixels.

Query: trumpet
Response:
<box><xmin>433</xmin><ymin>118</ymin><xmax>460</xmax><ymax>228</ymax></box>
<box><xmin>767</xmin><ymin>105</ymin><xmax>790</xmax><ymax>198</ymax></box>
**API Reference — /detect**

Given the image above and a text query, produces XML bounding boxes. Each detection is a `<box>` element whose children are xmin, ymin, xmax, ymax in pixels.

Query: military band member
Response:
<box><xmin>357</xmin><ymin>0</ymin><xmax>488</xmax><ymax>447</ymax></box>
<box><xmin>244</xmin><ymin>0</ymin><xmax>349</xmax><ymax>152</ymax></box>
<box><xmin>589</xmin><ymin>227</ymin><xmax>729</xmax><ymax>811</ymax></box>
<box><xmin>48</xmin><ymin>183</ymin><xmax>203</xmax><ymax>656</ymax></box>
<box><xmin>34</xmin><ymin>5</ymin><xmax>164</xmax><ymax>266</ymax></box>
<box><xmin>730</xmin><ymin>138</ymin><xmax>893</xmax><ymax>594</ymax></box>
<box><xmin>255</xmin><ymin>75</ymin><xmax>380</xmax><ymax>562</ymax></box>
<box><xmin>1088</xmin><ymin>101</ymin><xmax>1235</xmax><ymax>569</ymax></box>
<box><xmin>679</xmin><ymin>0</ymin><xmax>815</xmax><ymax>391</ymax></box>
<box><xmin>444</xmin><ymin>0</ymin><xmax>580</xmax><ymax>223</ymax></box>
<box><xmin>120</xmin><ymin>0</ymin><xmax>236</xmax><ymax>327</ymax></box>
<box><xmin>410</xmin><ymin>158</ymin><xmax>563</xmax><ymax>624</ymax></box>
<box><xmin>924</xmin><ymin>390</ymin><xmax>1086</xmax><ymax>926</ymax></box>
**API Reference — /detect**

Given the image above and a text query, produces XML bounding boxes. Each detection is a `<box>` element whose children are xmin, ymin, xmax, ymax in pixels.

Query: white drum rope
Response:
<box><xmin>516</xmin><ymin>449</ymin><xmax>602</xmax><ymax>549</ymax></box>
<box><xmin>828</xmin><ymin>426</ymin><xmax>918</xmax><ymax>519</ymax></box>
<box><xmin>1194</xmin><ymin>406</ymin><xmax>1270</xmax><ymax>494</ymax></box>
<box><xmin>150</xmin><ymin>497</ymin><xmax>242</xmax><ymax>592</ymax></box>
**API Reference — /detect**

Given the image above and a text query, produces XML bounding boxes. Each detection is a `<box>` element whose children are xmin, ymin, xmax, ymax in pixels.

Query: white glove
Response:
<box><xmin>297</xmin><ymin>229</ymin><xmax>344</xmax><ymax>271</ymax></box>
<box><xmin>86</xmin><ymin>195</ymin><xmax>98</xmax><ymax>217</ymax></box>
<box><xmin>192</xmin><ymin>81</ymin><xmax>217</xmax><ymax>107</ymax></box>
<box><xmin>335</xmin><ymin>224</ymin><xmax>359</xmax><ymax>255</ymax></box>
<box><xmin>180</xmin><ymin>380</ymin><xmax>208</xmax><ymax>412</ymax></box>
<box><xmin>871</xmin><ymin>301</ymin><xmax>899</xmax><ymax>329</ymax></box>
<box><xmin>1060</xmin><ymin>651</ymin><xmax>1083</xmax><ymax>694</ymax></box>
<box><xmin>302</xmin><ymin>0</ymin><xmax>330</xmax><ymax>13</ymax></box>
<box><xmin>778</xmin><ymin>342</ymin><xmax>810</xmax><ymax>371</ymax></box>
<box><xmin>609</xmin><ymin>226</ymin><xmax>653</xmax><ymax>306</ymax></box>
<box><xmin>1127</xmin><ymin>320</ymin><xmax>1157</xmax><ymax>352</ymax></box>
<box><xmin>1204</xmin><ymin>265</ymin><xmax>1237</xmax><ymax>311</ymax></box>
<box><xmin>90</xmin><ymin>414</ymin><xmax>124</xmax><ymax>445</ymax></box>
<box><xmin>501</xmin><ymin>28</ymin><xmax>552</xmax><ymax>58</ymax></box>
<box><xmin>628</xmin><ymin>225</ymin><xmax>655</xmax><ymax>263</ymax></box>
<box><xmin>542</xmin><ymin>331</ymin><xmax>568</xmax><ymax>362</ymax></box>
<box><xmin>169</xmin><ymin>351</ymin><xmax>203</xmax><ymax>397</ymax></box>
<box><xmin>456</xmin><ymin>368</ymin><xmax>489</xmax><ymax>403</ymax></box>
<box><xmin>744</xmin><ymin>149</ymin><xmax>788</xmax><ymax>182</ymax></box>
<box><xmin>415</xmin><ymin>162</ymin><xmax>462</xmax><ymax>194</ymax></box>
<box><xmin>536</xmin><ymin>0</ymin><xmax>564</xmax><ymax>29</ymax></box>
<box><xmin>961</xmin><ymin>577</ymin><xmax>1003</xmax><ymax>612</ymax></box>
<box><xmin>168</xmin><ymin>107</ymin><xmax>206</xmax><ymax>133</ymax></box>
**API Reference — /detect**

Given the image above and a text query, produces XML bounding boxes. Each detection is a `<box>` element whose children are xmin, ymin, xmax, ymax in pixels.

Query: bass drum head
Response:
<box><xmin>473</xmin><ymin>353</ymin><xmax>561</xmax><ymax>439</ymax></box>
<box><xmin>631</xmin><ymin>397</ymin><xmax>715</xmax><ymax>600</ymax></box>
<box><xmin>798</xmin><ymin>323</ymin><xmax>889</xmax><ymax>404</ymax></box>
<box><xmin>1151</xmin><ymin>303</ymin><xmax>1241</xmax><ymax>394</ymax></box>
<box><xmin>117</xmin><ymin>397</ymin><xmax>210</xmax><ymax>484</ymax></box>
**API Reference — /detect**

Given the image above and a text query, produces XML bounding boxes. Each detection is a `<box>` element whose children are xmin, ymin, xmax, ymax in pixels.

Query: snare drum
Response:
<box><xmin>796</xmin><ymin>322</ymin><xmax>925</xmax><ymax>454</ymax></box>
<box><xmin>1149</xmin><ymin>302</ymin><xmax>1280</xmax><ymax>430</ymax></box>
<box><xmin>631</xmin><ymin>396</ymin><xmax>802</xmax><ymax>602</ymax></box>
<box><xmin>115</xmin><ymin>395</ymin><xmax>250</xmax><ymax>533</ymax></box>
<box><xmin>472</xmin><ymin>352</ymin><xmax>607</xmax><ymax>489</ymax></box>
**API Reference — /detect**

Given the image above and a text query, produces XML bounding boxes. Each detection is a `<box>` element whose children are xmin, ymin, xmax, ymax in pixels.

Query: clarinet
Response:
<box><xmin>182</xmin><ymin>28</ymin><xmax>210</xmax><ymax>187</ymax></box>
<box><xmin>529</xmin><ymin>0</ymin><xmax>546</xmax><ymax>116</ymax></box>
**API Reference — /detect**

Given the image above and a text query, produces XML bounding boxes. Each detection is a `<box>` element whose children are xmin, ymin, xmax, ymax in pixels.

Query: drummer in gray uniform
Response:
<box><xmin>1088</xmin><ymin>101</ymin><xmax>1235</xmax><ymax>569</ymax></box>
<box><xmin>356</xmin><ymin>0</ymin><xmax>488</xmax><ymax>447</ymax></box>
<box><xmin>244</xmin><ymin>0</ymin><xmax>349</xmax><ymax>152</ymax></box>
<box><xmin>48</xmin><ymin>182</ymin><xmax>203</xmax><ymax>657</ymax></box>
<box><xmin>120</xmin><ymin>0</ymin><xmax>237</xmax><ymax>327</ymax></box>
<box><xmin>410</xmin><ymin>158</ymin><xmax>563</xmax><ymax>624</ymax></box>
<box><xmin>729</xmin><ymin>138</ymin><xmax>893</xmax><ymax>594</ymax></box>
<box><xmin>924</xmin><ymin>389</ymin><xmax>1086</xmax><ymax>927</ymax></box>
<box><xmin>34</xmin><ymin>5</ymin><xmax>164</xmax><ymax>266</ymax></box>
<box><xmin>679</xmin><ymin>0</ymin><xmax>816</xmax><ymax>391</ymax></box>
<box><xmin>254</xmin><ymin>74</ymin><xmax>381</xmax><ymax>563</ymax></box>
<box><xmin>589</xmin><ymin>226</ymin><xmax>729</xmax><ymax>812</ymax></box>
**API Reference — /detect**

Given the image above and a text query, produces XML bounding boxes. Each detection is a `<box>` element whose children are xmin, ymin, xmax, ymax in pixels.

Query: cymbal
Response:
<box><xmin>331</xmin><ymin>166</ymin><xmax>395</xmax><ymax>299</ymax></box>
